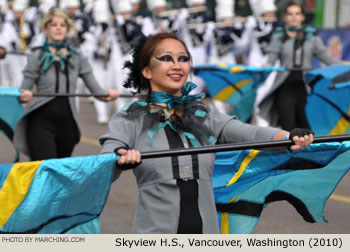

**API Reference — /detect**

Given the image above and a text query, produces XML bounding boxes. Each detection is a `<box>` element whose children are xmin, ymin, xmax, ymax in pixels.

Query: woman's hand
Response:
<box><xmin>102</xmin><ymin>89</ymin><xmax>119</xmax><ymax>101</ymax></box>
<box><xmin>289</xmin><ymin>133</ymin><xmax>314</xmax><ymax>151</ymax></box>
<box><xmin>288</xmin><ymin>128</ymin><xmax>314</xmax><ymax>151</ymax></box>
<box><xmin>273</xmin><ymin>128</ymin><xmax>314</xmax><ymax>151</ymax></box>
<box><xmin>0</xmin><ymin>46</ymin><xmax>6</xmax><ymax>59</ymax></box>
<box><xmin>116</xmin><ymin>148</ymin><xmax>141</xmax><ymax>170</ymax></box>
<box><xmin>19</xmin><ymin>89</ymin><xmax>33</xmax><ymax>103</ymax></box>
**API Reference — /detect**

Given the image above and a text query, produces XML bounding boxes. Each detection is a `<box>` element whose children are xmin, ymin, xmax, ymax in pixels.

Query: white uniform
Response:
<box><xmin>0</xmin><ymin>0</ymin><xmax>32</xmax><ymax>87</ymax></box>
<box><xmin>85</xmin><ymin>0</ymin><xmax>115</xmax><ymax>124</ymax></box>
<box><xmin>245</xmin><ymin>0</ymin><xmax>278</xmax><ymax>126</ymax></box>
<box><xmin>207</xmin><ymin>1</ymin><xmax>236</xmax><ymax>65</ymax></box>
<box><xmin>174</xmin><ymin>2</ymin><xmax>213</xmax><ymax>95</ymax></box>
<box><xmin>0</xmin><ymin>0</ymin><xmax>8</xmax><ymax>85</ymax></box>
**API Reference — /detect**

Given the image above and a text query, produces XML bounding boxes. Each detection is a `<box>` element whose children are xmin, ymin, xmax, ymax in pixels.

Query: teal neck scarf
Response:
<box><xmin>39</xmin><ymin>38</ymin><xmax>70</xmax><ymax>71</ymax></box>
<box><xmin>285</xmin><ymin>25</ymin><xmax>302</xmax><ymax>33</ymax></box>
<box><xmin>146</xmin><ymin>82</ymin><xmax>213</xmax><ymax>148</ymax></box>
<box><xmin>150</xmin><ymin>82</ymin><xmax>205</xmax><ymax>109</ymax></box>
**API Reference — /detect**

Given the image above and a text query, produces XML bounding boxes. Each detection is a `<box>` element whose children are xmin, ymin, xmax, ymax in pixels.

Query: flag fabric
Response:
<box><xmin>194</xmin><ymin>64</ymin><xmax>283</xmax><ymax>122</ymax></box>
<box><xmin>305</xmin><ymin>65</ymin><xmax>350</xmax><ymax>136</ymax></box>
<box><xmin>0</xmin><ymin>86</ymin><xmax>24</xmax><ymax>161</ymax></box>
<box><xmin>0</xmin><ymin>153</ymin><xmax>116</xmax><ymax>234</ymax></box>
<box><xmin>1</xmin><ymin>142</ymin><xmax>349</xmax><ymax>234</ymax></box>
<box><xmin>213</xmin><ymin>141</ymin><xmax>350</xmax><ymax>234</ymax></box>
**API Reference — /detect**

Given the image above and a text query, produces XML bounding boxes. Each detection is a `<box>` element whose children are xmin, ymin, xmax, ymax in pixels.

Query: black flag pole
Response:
<box><xmin>192</xmin><ymin>66</ymin><xmax>313</xmax><ymax>74</ymax></box>
<box><xmin>33</xmin><ymin>93</ymin><xmax>134</xmax><ymax>98</ymax></box>
<box><xmin>140</xmin><ymin>134</ymin><xmax>350</xmax><ymax>159</ymax></box>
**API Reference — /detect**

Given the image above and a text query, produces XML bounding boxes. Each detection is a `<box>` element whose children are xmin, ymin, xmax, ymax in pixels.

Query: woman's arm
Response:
<box><xmin>19</xmin><ymin>52</ymin><xmax>40</xmax><ymax>102</ymax></box>
<box><xmin>21</xmin><ymin>53</ymin><xmax>40</xmax><ymax>90</ymax></box>
<box><xmin>266</xmin><ymin>33</ymin><xmax>282</xmax><ymax>65</ymax></box>
<box><xmin>313</xmin><ymin>36</ymin><xmax>343</xmax><ymax>65</ymax></box>
<box><xmin>210</xmin><ymin>104</ymin><xmax>314</xmax><ymax>151</ymax></box>
<box><xmin>100</xmin><ymin>110</ymin><xmax>140</xmax><ymax>180</ymax></box>
<box><xmin>272</xmin><ymin>129</ymin><xmax>314</xmax><ymax>151</ymax></box>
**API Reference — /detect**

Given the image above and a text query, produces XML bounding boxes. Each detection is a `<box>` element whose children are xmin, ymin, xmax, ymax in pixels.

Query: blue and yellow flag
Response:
<box><xmin>0</xmin><ymin>86</ymin><xmax>24</xmax><ymax>161</ymax></box>
<box><xmin>0</xmin><ymin>154</ymin><xmax>116</xmax><ymax>234</ymax></box>
<box><xmin>194</xmin><ymin>64</ymin><xmax>283</xmax><ymax>122</ymax></box>
<box><xmin>2</xmin><ymin>142</ymin><xmax>349</xmax><ymax>234</ymax></box>
<box><xmin>213</xmin><ymin>141</ymin><xmax>350</xmax><ymax>234</ymax></box>
<box><xmin>305</xmin><ymin>65</ymin><xmax>350</xmax><ymax>136</ymax></box>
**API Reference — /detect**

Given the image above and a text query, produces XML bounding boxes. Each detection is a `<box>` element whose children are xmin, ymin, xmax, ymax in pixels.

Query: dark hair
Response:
<box><xmin>123</xmin><ymin>32</ymin><xmax>192</xmax><ymax>94</ymax></box>
<box><xmin>284</xmin><ymin>1</ymin><xmax>305</xmax><ymax>16</ymax></box>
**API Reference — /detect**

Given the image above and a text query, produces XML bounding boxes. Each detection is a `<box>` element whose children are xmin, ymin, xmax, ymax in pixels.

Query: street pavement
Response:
<box><xmin>1</xmin><ymin>98</ymin><xmax>349</xmax><ymax>234</ymax></box>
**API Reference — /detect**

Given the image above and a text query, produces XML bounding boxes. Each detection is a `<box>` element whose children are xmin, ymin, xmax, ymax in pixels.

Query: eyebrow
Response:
<box><xmin>155</xmin><ymin>49</ymin><xmax>188</xmax><ymax>56</ymax></box>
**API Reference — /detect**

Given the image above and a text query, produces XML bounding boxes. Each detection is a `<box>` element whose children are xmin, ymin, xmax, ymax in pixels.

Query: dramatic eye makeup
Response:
<box><xmin>155</xmin><ymin>55</ymin><xmax>190</xmax><ymax>63</ymax></box>
<box><xmin>155</xmin><ymin>55</ymin><xmax>175</xmax><ymax>63</ymax></box>
<box><xmin>178</xmin><ymin>55</ymin><xmax>189</xmax><ymax>62</ymax></box>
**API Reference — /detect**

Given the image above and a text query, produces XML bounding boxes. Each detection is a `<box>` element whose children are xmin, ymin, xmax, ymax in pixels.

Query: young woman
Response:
<box><xmin>14</xmin><ymin>8</ymin><xmax>119</xmax><ymax>161</ymax></box>
<box><xmin>258</xmin><ymin>2</ymin><xmax>342</xmax><ymax>131</ymax></box>
<box><xmin>100</xmin><ymin>32</ymin><xmax>314</xmax><ymax>234</ymax></box>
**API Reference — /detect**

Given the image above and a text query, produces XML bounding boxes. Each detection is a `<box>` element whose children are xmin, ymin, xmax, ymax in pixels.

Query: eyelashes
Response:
<box><xmin>155</xmin><ymin>55</ymin><xmax>174</xmax><ymax>63</ymax></box>
<box><xmin>178</xmin><ymin>55</ymin><xmax>190</xmax><ymax>62</ymax></box>
<box><xmin>155</xmin><ymin>55</ymin><xmax>190</xmax><ymax>63</ymax></box>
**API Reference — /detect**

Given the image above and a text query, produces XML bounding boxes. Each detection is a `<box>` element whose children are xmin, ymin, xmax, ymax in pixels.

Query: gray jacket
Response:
<box><xmin>100</xmin><ymin>102</ymin><xmax>277</xmax><ymax>233</ymax></box>
<box><xmin>258</xmin><ymin>30</ymin><xmax>342</xmax><ymax>126</ymax></box>
<box><xmin>14</xmin><ymin>47</ymin><xmax>106</xmax><ymax>157</ymax></box>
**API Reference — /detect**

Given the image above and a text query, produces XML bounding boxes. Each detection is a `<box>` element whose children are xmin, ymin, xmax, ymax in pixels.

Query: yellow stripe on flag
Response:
<box><xmin>0</xmin><ymin>161</ymin><xmax>42</xmax><ymax>227</ymax></box>
<box><xmin>221</xmin><ymin>212</ymin><xmax>230</xmax><ymax>234</ymax></box>
<box><xmin>226</xmin><ymin>149</ymin><xmax>260</xmax><ymax>187</ymax></box>
<box><xmin>220</xmin><ymin>195</ymin><xmax>241</xmax><ymax>234</ymax></box>
<box><xmin>213</xmin><ymin>79</ymin><xmax>253</xmax><ymax>102</ymax></box>
<box><xmin>217</xmin><ymin>63</ymin><xmax>228</xmax><ymax>68</ymax></box>
<box><xmin>229</xmin><ymin>66</ymin><xmax>243</xmax><ymax>73</ymax></box>
<box><xmin>329</xmin><ymin>105</ymin><xmax>350</xmax><ymax>135</ymax></box>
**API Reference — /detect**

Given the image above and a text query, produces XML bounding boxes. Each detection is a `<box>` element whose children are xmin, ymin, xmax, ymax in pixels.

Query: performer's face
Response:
<box><xmin>284</xmin><ymin>5</ymin><xmax>305</xmax><ymax>28</ymax></box>
<box><xmin>44</xmin><ymin>16</ymin><xmax>68</xmax><ymax>43</ymax></box>
<box><xmin>142</xmin><ymin>38</ymin><xmax>191</xmax><ymax>96</ymax></box>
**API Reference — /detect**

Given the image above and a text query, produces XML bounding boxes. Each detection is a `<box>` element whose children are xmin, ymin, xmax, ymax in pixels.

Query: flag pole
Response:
<box><xmin>33</xmin><ymin>93</ymin><xmax>134</xmax><ymax>98</ymax></box>
<box><xmin>187</xmin><ymin>16</ymin><xmax>277</xmax><ymax>30</ymax></box>
<box><xmin>192</xmin><ymin>66</ymin><xmax>313</xmax><ymax>74</ymax></box>
<box><xmin>6</xmin><ymin>51</ymin><xmax>28</xmax><ymax>56</ymax></box>
<box><xmin>328</xmin><ymin>82</ymin><xmax>350</xmax><ymax>90</ymax></box>
<box><xmin>140</xmin><ymin>134</ymin><xmax>350</xmax><ymax>159</ymax></box>
<box><xmin>158</xmin><ymin>6</ymin><xmax>207</xmax><ymax>18</ymax></box>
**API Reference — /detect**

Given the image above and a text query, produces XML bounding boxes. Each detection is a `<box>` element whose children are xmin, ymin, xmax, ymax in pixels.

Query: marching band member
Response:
<box><xmin>0</xmin><ymin>0</ymin><xmax>8</xmax><ymax>85</ymax></box>
<box><xmin>89</xmin><ymin>0</ymin><xmax>115</xmax><ymax>124</ymax></box>
<box><xmin>111</xmin><ymin>0</ymin><xmax>141</xmax><ymax>111</ymax></box>
<box><xmin>176</xmin><ymin>0</ymin><xmax>213</xmax><ymax>94</ymax></box>
<box><xmin>208</xmin><ymin>1</ymin><xmax>237</xmax><ymax>65</ymax></box>
<box><xmin>100</xmin><ymin>32</ymin><xmax>314</xmax><ymax>234</ymax></box>
<box><xmin>259</xmin><ymin>2</ymin><xmax>342</xmax><ymax>130</ymax></box>
<box><xmin>61</xmin><ymin>0</ymin><xmax>91</xmax><ymax>47</ymax></box>
<box><xmin>14</xmin><ymin>8</ymin><xmax>119</xmax><ymax>160</ymax></box>
<box><xmin>0</xmin><ymin>0</ymin><xmax>34</xmax><ymax>87</ymax></box>
<box><xmin>247</xmin><ymin>0</ymin><xmax>280</xmax><ymax>126</ymax></box>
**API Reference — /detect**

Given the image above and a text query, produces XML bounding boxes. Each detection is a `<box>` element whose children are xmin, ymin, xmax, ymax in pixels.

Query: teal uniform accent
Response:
<box><xmin>194</xmin><ymin>110</ymin><xmax>206</xmax><ymax>118</ymax></box>
<box><xmin>147</xmin><ymin>82</ymin><xmax>209</xmax><ymax>148</ymax></box>
<box><xmin>120</xmin><ymin>101</ymin><xmax>147</xmax><ymax>111</ymax></box>
<box><xmin>150</xmin><ymin>82</ymin><xmax>205</xmax><ymax>109</ymax></box>
<box><xmin>38</xmin><ymin>38</ymin><xmax>81</xmax><ymax>71</ymax></box>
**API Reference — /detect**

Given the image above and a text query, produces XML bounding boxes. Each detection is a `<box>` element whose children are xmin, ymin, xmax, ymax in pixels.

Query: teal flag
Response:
<box><xmin>1</xmin><ymin>141</ymin><xmax>349</xmax><ymax>234</ymax></box>
<box><xmin>194</xmin><ymin>64</ymin><xmax>283</xmax><ymax>122</ymax></box>
<box><xmin>0</xmin><ymin>86</ymin><xmax>24</xmax><ymax>161</ymax></box>
<box><xmin>0</xmin><ymin>154</ymin><xmax>117</xmax><ymax>234</ymax></box>
<box><xmin>213</xmin><ymin>141</ymin><xmax>350</xmax><ymax>233</ymax></box>
<box><xmin>305</xmin><ymin>65</ymin><xmax>350</xmax><ymax>136</ymax></box>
